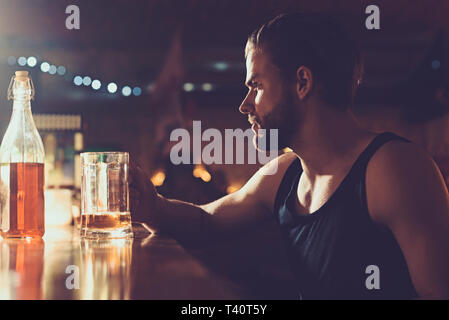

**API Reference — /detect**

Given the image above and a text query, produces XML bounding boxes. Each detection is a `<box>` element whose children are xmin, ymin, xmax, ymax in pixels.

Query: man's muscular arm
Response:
<box><xmin>366</xmin><ymin>141</ymin><xmax>449</xmax><ymax>299</ymax></box>
<box><xmin>130</xmin><ymin>153</ymin><xmax>297</xmax><ymax>243</ymax></box>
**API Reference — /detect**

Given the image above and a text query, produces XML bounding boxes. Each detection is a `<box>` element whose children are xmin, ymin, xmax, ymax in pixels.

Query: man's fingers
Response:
<box><xmin>129</xmin><ymin>158</ymin><xmax>138</xmax><ymax>170</ymax></box>
<box><xmin>129</xmin><ymin>161</ymin><xmax>149</xmax><ymax>191</ymax></box>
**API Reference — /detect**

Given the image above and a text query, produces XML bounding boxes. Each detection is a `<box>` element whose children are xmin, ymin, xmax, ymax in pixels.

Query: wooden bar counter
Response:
<box><xmin>0</xmin><ymin>223</ymin><xmax>297</xmax><ymax>300</ymax></box>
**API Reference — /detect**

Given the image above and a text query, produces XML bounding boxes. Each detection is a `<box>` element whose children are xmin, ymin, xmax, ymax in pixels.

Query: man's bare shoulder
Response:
<box><xmin>366</xmin><ymin>139</ymin><xmax>441</xmax><ymax>185</ymax></box>
<box><xmin>366</xmin><ymin>139</ymin><xmax>448</xmax><ymax>224</ymax></box>
<box><xmin>239</xmin><ymin>152</ymin><xmax>299</xmax><ymax>209</ymax></box>
<box><xmin>365</xmin><ymin>138</ymin><xmax>449</xmax><ymax>299</ymax></box>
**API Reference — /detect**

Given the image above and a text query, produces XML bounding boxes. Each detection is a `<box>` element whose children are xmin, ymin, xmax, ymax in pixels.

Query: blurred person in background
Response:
<box><xmin>356</xmin><ymin>30</ymin><xmax>449</xmax><ymax>186</ymax></box>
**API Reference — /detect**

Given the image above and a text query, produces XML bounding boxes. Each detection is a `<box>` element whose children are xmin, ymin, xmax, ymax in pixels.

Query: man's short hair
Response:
<box><xmin>246</xmin><ymin>12</ymin><xmax>363</xmax><ymax>108</ymax></box>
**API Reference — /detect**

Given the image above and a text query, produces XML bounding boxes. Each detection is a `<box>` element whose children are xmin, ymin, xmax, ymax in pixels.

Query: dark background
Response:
<box><xmin>0</xmin><ymin>0</ymin><xmax>448</xmax><ymax>199</ymax></box>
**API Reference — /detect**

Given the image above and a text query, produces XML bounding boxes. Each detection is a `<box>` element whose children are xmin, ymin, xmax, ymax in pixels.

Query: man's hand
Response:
<box><xmin>129</xmin><ymin>161</ymin><xmax>163</xmax><ymax>231</ymax></box>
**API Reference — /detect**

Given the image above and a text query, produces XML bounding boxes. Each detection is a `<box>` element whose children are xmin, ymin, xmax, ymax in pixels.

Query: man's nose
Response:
<box><xmin>239</xmin><ymin>91</ymin><xmax>254</xmax><ymax>114</ymax></box>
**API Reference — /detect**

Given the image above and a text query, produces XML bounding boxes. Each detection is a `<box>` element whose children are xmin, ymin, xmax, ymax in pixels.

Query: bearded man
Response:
<box><xmin>130</xmin><ymin>13</ymin><xmax>449</xmax><ymax>299</ymax></box>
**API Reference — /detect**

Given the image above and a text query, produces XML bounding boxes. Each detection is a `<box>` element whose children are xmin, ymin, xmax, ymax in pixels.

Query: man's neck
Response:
<box><xmin>290</xmin><ymin>106</ymin><xmax>375</xmax><ymax>178</ymax></box>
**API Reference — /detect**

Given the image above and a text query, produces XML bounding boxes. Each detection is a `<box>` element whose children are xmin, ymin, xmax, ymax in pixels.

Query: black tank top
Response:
<box><xmin>274</xmin><ymin>132</ymin><xmax>418</xmax><ymax>299</ymax></box>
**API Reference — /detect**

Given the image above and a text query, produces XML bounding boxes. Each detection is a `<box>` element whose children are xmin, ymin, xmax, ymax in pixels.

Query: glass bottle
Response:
<box><xmin>0</xmin><ymin>71</ymin><xmax>45</xmax><ymax>238</ymax></box>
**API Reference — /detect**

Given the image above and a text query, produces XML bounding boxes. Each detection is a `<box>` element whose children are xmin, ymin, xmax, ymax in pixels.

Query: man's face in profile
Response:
<box><xmin>239</xmin><ymin>48</ymin><xmax>298</xmax><ymax>151</ymax></box>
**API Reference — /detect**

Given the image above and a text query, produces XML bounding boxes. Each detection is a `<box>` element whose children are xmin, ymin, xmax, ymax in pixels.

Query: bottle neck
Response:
<box><xmin>10</xmin><ymin>98</ymin><xmax>35</xmax><ymax>129</ymax></box>
<box><xmin>12</xmin><ymin>97</ymin><xmax>32</xmax><ymax>110</ymax></box>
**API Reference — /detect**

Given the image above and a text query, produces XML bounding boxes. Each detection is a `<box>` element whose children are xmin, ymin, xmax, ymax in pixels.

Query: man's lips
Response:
<box><xmin>249</xmin><ymin>116</ymin><xmax>259</xmax><ymax>127</ymax></box>
<box><xmin>251</xmin><ymin>122</ymin><xmax>265</xmax><ymax>138</ymax></box>
<box><xmin>249</xmin><ymin>119</ymin><xmax>259</xmax><ymax>128</ymax></box>
<box><xmin>251</xmin><ymin>122</ymin><xmax>258</xmax><ymax>131</ymax></box>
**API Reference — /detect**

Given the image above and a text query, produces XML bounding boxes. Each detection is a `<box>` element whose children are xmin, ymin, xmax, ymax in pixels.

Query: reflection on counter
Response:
<box><xmin>77</xmin><ymin>238</ymin><xmax>133</xmax><ymax>300</ymax></box>
<box><xmin>0</xmin><ymin>238</ymin><xmax>44</xmax><ymax>299</ymax></box>
<box><xmin>41</xmin><ymin>227</ymin><xmax>77</xmax><ymax>299</ymax></box>
<box><xmin>1</xmin><ymin>228</ymin><xmax>134</xmax><ymax>300</ymax></box>
<box><xmin>0</xmin><ymin>226</ymin><xmax>152</xmax><ymax>299</ymax></box>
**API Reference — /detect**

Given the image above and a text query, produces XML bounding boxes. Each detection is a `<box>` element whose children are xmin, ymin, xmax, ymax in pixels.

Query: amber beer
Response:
<box><xmin>0</xmin><ymin>163</ymin><xmax>44</xmax><ymax>238</ymax></box>
<box><xmin>81</xmin><ymin>212</ymin><xmax>131</xmax><ymax>230</ymax></box>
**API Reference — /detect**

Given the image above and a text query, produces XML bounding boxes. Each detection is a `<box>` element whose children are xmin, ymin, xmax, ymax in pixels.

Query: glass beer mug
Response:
<box><xmin>80</xmin><ymin>152</ymin><xmax>132</xmax><ymax>238</ymax></box>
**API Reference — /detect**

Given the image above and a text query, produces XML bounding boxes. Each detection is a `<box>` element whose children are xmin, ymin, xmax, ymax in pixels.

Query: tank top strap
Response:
<box><xmin>273</xmin><ymin>156</ymin><xmax>302</xmax><ymax>213</ymax></box>
<box><xmin>273</xmin><ymin>132</ymin><xmax>410</xmax><ymax>214</ymax></box>
<box><xmin>349</xmin><ymin>132</ymin><xmax>411</xmax><ymax>215</ymax></box>
<box><xmin>352</xmin><ymin>132</ymin><xmax>411</xmax><ymax>173</ymax></box>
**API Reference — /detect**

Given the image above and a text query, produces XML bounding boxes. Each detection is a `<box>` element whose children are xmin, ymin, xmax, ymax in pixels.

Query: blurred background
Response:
<box><xmin>0</xmin><ymin>0</ymin><xmax>448</xmax><ymax>226</ymax></box>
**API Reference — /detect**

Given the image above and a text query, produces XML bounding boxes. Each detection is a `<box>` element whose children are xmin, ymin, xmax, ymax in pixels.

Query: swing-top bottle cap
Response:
<box><xmin>15</xmin><ymin>71</ymin><xmax>29</xmax><ymax>77</ymax></box>
<box><xmin>7</xmin><ymin>71</ymin><xmax>35</xmax><ymax>100</ymax></box>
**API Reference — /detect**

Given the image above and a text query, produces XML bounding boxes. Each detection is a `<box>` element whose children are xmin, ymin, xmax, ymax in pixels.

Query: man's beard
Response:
<box><xmin>253</xmin><ymin>90</ymin><xmax>298</xmax><ymax>152</ymax></box>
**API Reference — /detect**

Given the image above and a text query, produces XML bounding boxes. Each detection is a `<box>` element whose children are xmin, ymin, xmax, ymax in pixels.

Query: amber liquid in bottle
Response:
<box><xmin>0</xmin><ymin>71</ymin><xmax>45</xmax><ymax>238</ymax></box>
<box><xmin>1</xmin><ymin>163</ymin><xmax>44</xmax><ymax>238</ymax></box>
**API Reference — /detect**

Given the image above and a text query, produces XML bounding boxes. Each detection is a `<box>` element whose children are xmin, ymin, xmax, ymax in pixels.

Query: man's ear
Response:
<box><xmin>296</xmin><ymin>66</ymin><xmax>313</xmax><ymax>100</ymax></box>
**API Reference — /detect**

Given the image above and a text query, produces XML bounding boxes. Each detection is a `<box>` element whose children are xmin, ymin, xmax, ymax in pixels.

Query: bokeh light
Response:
<box><xmin>83</xmin><ymin>76</ymin><xmax>92</xmax><ymax>86</ymax></box>
<box><xmin>122</xmin><ymin>86</ymin><xmax>132</xmax><ymax>96</ymax></box>
<box><xmin>57</xmin><ymin>66</ymin><xmax>66</xmax><ymax>75</ymax></box>
<box><xmin>132</xmin><ymin>87</ymin><xmax>142</xmax><ymax>96</ymax></box>
<box><xmin>91</xmin><ymin>79</ymin><xmax>101</xmax><ymax>90</ymax></box>
<box><xmin>40</xmin><ymin>62</ymin><xmax>50</xmax><ymax>72</ymax></box>
<box><xmin>27</xmin><ymin>57</ymin><xmax>37</xmax><ymax>67</ymax></box>
<box><xmin>107</xmin><ymin>82</ymin><xmax>118</xmax><ymax>93</ymax></box>
<box><xmin>73</xmin><ymin>76</ymin><xmax>83</xmax><ymax>86</ymax></box>
<box><xmin>17</xmin><ymin>56</ymin><xmax>27</xmax><ymax>66</ymax></box>
<box><xmin>202</xmin><ymin>83</ymin><xmax>213</xmax><ymax>91</ymax></box>
<box><xmin>183</xmin><ymin>83</ymin><xmax>195</xmax><ymax>92</ymax></box>
<box><xmin>49</xmin><ymin>65</ymin><xmax>57</xmax><ymax>75</ymax></box>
